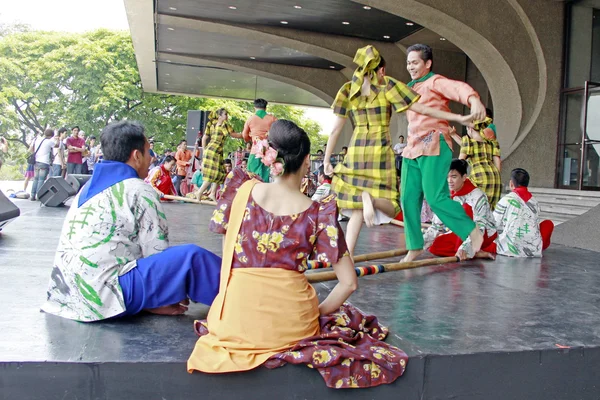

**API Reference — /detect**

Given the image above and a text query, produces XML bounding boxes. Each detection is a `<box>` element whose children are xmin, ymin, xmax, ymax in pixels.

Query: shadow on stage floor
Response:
<box><xmin>1</xmin><ymin>198</ymin><xmax>599</xmax><ymax>399</ymax></box>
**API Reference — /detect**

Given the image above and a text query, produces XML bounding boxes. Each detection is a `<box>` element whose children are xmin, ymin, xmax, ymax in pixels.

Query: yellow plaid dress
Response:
<box><xmin>202</xmin><ymin>122</ymin><xmax>234</xmax><ymax>184</ymax></box>
<box><xmin>331</xmin><ymin>77</ymin><xmax>420</xmax><ymax>212</ymax></box>
<box><xmin>460</xmin><ymin>136</ymin><xmax>502</xmax><ymax>209</ymax></box>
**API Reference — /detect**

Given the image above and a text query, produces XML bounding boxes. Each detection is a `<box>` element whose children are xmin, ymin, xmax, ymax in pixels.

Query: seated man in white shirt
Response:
<box><xmin>491</xmin><ymin>168</ymin><xmax>554</xmax><ymax>257</ymax></box>
<box><xmin>423</xmin><ymin>159</ymin><xmax>497</xmax><ymax>260</ymax></box>
<box><xmin>42</xmin><ymin>121</ymin><xmax>221</xmax><ymax>322</ymax></box>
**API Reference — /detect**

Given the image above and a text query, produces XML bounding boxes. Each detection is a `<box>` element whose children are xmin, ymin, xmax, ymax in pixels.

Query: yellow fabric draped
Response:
<box><xmin>187</xmin><ymin>180</ymin><xmax>320</xmax><ymax>373</ymax></box>
<box><xmin>349</xmin><ymin>45</ymin><xmax>382</xmax><ymax>101</ymax></box>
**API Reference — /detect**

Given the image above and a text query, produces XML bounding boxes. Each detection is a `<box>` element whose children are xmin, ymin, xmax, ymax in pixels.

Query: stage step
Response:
<box><xmin>526</xmin><ymin>187</ymin><xmax>600</xmax><ymax>225</ymax></box>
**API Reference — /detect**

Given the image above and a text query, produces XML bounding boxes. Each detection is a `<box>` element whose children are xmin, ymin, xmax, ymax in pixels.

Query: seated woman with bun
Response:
<box><xmin>187</xmin><ymin>120</ymin><xmax>408</xmax><ymax>389</ymax></box>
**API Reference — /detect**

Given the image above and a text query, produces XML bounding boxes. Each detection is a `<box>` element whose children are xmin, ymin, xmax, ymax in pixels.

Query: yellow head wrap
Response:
<box><xmin>349</xmin><ymin>45</ymin><xmax>382</xmax><ymax>100</ymax></box>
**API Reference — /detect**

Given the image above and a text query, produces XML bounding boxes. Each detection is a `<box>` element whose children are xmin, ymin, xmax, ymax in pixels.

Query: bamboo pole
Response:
<box><xmin>354</xmin><ymin>248</ymin><xmax>408</xmax><ymax>263</ymax></box>
<box><xmin>306</xmin><ymin>248</ymin><xmax>408</xmax><ymax>270</ymax></box>
<box><xmin>389</xmin><ymin>219</ymin><xmax>431</xmax><ymax>229</ymax></box>
<box><xmin>306</xmin><ymin>256</ymin><xmax>459</xmax><ymax>283</ymax></box>
<box><xmin>163</xmin><ymin>194</ymin><xmax>217</xmax><ymax>206</ymax></box>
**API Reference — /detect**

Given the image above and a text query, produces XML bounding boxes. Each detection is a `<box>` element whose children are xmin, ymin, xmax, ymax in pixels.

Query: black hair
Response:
<box><xmin>318</xmin><ymin>165</ymin><xmax>332</xmax><ymax>180</ymax></box>
<box><xmin>216</xmin><ymin>108</ymin><xmax>227</xmax><ymax>117</ymax></box>
<box><xmin>90</xmin><ymin>136</ymin><xmax>96</xmax><ymax>140</ymax></box>
<box><xmin>407</xmin><ymin>44</ymin><xmax>433</xmax><ymax>68</ymax></box>
<box><xmin>316</xmin><ymin>149</ymin><xmax>323</xmax><ymax>155</ymax></box>
<box><xmin>486</xmin><ymin>108</ymin><xmax>494</xmax><ymax>119</ymax></box>
<box><xmin>268</xmin><ymin>119</ymin><xmax>311</xmax><ymax>175</ymax></box>
<box><xmin>375</xmin><ymin>56</ymin><xmax>386</xmax><ymax>71</ymax></box>
<box><xmin>511</xmin><ymin>168</ymin><xmax>530</xmax><ymax>188</ymax></box>
<box><xmin>342</xmin><ymin>146</ymin><xmax>348</xmax><ymax>150</ymax></box>
<box><xmin>254</xmin><ymin>98</ymin><xmax>268</xmax><ymax>109</ymax></box>
<box><xmin>163</xmin><ymin>155</ymin><xmax>175</xmax><ymax>164</ymax></box>
<box><xmin>180</xmin><ymin>139</ymin><xmax>187</xmax><ymax>144</ymax></box>
<box><xmin>58</xmin><ymin>127</ymin><xmax>68</xmax><ymax>134</ymax></box>
<box><xmin>449</xmin><ymin>159</ymin><xmax>468</xmax><ymax>176</ymax></box>
<box><xmin>72</xmin><ymin>126</ymin><xmax>80</xmax><ymax>131</ymax></box>
<box><xmin>399</xmin><ymin>135</ymin><xmax>405</xmax><ymax>139</ymax></box>
<box><xmin>224</xmin><ymin>158</ymin><xmax>232</xmax><ymax>165</ymax></box>
<box><xmin>100</xmin><ymin>121</ymin><xmax>147</xmax><ymax>163</ymax></box>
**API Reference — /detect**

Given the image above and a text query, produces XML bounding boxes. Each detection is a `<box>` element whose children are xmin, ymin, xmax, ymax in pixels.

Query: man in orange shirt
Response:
<box><xmin>242</xmin><ymin>98</ymin><xmax>277</xmax><ymax>182</ymax></box>
<box><xmin>174</xmin><ymin>140</ymin><xmax>192</xmax><ymax>196</ymax></box>
<box><xmin>401</xmin><ymin>44</ymin><xmax>486</xmax><ymax>262</ymax></box>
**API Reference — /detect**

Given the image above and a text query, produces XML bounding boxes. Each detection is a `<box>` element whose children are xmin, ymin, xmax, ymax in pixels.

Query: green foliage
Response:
<box><xmin>0</xmin><ymin>29</ymin><xmax>327</xmax><ymax>167</ymax></box>
<box><xmin>0</xmin><ymin>163</ymin><xmax>24</xmax><ymax>181</ymax></box>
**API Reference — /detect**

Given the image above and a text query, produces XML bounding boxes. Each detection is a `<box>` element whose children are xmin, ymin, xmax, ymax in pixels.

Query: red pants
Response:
<box><xmin>430</xmin><ymin>220</ymin><xmax>554</xmax><ymax>256</ymax></box>
<box><xmin>429</xmin><ymin>230</ymin><xmax>498</xmax><ymax>257</ymax></box>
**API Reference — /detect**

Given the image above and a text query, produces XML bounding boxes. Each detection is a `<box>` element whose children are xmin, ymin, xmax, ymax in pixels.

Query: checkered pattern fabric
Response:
<box><xmin>349</xmin><ymin>45</ymin><xmax>382</xmax><ymax>101</ymax></box>
<box><xmin>202</xmin><ymin>122</ymin><xmax>234</xmax><ymax>184</ymax></box>
<box><xmin>460</xmin><ymin>136</ymin><xmax>502</xmax><ymax>209</ymax></box>
<box><xmin>331</xmin><ymin>77</ymin><xmax>420</xmax><ymax>212</ymax></box>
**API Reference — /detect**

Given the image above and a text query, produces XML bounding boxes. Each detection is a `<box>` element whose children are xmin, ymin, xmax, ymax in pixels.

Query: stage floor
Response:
<box><xmin>1</xmin><ymin>197</ymin><xmax>600</xmax><ymax>399</ymax></box>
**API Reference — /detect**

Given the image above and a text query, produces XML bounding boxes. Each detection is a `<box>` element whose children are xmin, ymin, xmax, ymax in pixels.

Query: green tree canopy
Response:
<box><xmin>0</xmin><ymin>29</ymin><xmax>328</xmax><ymax>164</ymax></box>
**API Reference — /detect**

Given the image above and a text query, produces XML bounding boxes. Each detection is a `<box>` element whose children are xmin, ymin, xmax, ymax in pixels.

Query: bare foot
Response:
<box><xmin>402</xmin><ymin>249</ymin><xmax>424</xmax><ymax>263</ymax></box>
<box><xmin>469</xmin><ymin>227</ymin><xmax>484</xmax><ymax>254</ymax></box>
<box><xmin>362</xmin><ymin>191</ymin><xmax>375</xmax><ymax>228</ymax></box>
<box><xmin>475</xmin><ymin>251</ymin><xmax>495</xmax><ymax>260</ymax></box>
<box><xmin>146</xmin><ymin>303</ymin><xmax>188</xmax><ymax>316</ymax></box>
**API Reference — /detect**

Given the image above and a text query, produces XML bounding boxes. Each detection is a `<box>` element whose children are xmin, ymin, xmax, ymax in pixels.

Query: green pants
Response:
<box><xmin>247</xmin><ymin>154</ymin><xmax>270</xmax><ymax>182</ymax></box>
<box><xmin>400</xmin><ymin>140</ymin><xmax>475</xmax><ymax>250</ymax></box>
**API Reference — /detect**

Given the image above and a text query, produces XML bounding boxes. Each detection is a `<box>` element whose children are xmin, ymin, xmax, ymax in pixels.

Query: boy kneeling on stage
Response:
<box><xmin>423</xmin><ymin>159</ymin><xmax>497</xmax><ymax>261</ymax></box>
<box><xmin>491</xmin><ymin>168</ymin><xmax>553</xmax><ymax>257</ymax></box>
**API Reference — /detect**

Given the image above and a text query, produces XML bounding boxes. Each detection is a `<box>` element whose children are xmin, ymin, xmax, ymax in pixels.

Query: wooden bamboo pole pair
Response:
<box><xmin>163</xmin><ymin>194</ymin><xmax>217</xmax><ymax>206</ymax></box>
<box><xmin>389</xmin><ymin>219</ymin><xmax>432</xmax><ymax>229</ymax></box>
<box><xmin>306</xmin><ymin>248</ymin><xmax>408</xmax><ymax>270</ymax></box>
<box><xmin>306</xmin><ymin>256</ymin><xmax>460</xmax><ymax>283</ymax></box>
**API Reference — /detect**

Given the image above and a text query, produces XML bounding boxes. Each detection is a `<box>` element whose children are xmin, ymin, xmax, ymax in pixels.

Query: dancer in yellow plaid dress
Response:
<box><xmin>460</xmin><ymin>131</ymin><xmax>502</xmax><ymax>209</ymax></box>
<box><xmin>323</xmin><ymin>45</ymin><xmax>477</xmax><ymax>255</ymax></box>
<box><xmin>196</xmin><ymin>108</ymin><xmax>242</xmax><ymax>201</ymax></box>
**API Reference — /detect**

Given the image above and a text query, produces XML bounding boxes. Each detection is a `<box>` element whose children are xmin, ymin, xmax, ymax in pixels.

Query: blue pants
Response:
<box><xmin>31</xmin><ymin>162</ymin><xmax>50</xmax><ymax>200</ymax></box>
<box><xmin>50</xmin><ymin>164</ymin><xmax>62</xmax><ymax>177</ymax></box>
<box><xmin>117</xmin><ymin>244</ymin><xmax>222</xmax><ymax>316</ymax></box>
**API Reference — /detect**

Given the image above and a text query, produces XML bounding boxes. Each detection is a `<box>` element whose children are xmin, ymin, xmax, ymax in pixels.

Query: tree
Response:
<box><xmin>0</xmin><ymin>29</ymin><xmax>327</xmax><ymax>164</ymax></box>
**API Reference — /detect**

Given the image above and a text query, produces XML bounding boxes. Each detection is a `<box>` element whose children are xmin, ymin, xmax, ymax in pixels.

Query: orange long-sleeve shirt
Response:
<box><xmin>242</xmin><ymin>114</ymin><xmax>277</xmax><ymax>143</ymax></box>
<box><xmin>175</xmin><ymin>149</ymin><xmax>192</xmax><ymax>176</ymax></box>
<box><xmin>403</xmin><ymin>74</ymin><xmax>479</xmax><ymax>159</ymax></box>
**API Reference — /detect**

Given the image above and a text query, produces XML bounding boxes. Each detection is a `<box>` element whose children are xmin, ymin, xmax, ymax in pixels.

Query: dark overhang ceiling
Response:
<box><xmin>157</xmin><ymin>26</ymin><xmax>346</xmax><ymax>70</ymax></box>
<box><xmin>126</xmin><ymin>0</ymin><xmax>429</xmax><ymax>107</ymax></box>
<box><xmin>157</xmin><ymin>62</ymin><xmax>330</xmax><ymax>106</ymax></box>
<box><xmin>157</xmin><ymin>0</ymin><xmax>421</xmax><ymax>43</ymax></box>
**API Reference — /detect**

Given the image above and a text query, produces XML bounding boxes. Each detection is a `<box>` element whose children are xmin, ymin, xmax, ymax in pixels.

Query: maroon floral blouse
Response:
<box><xmin>210</xmin><ymin>168</ymin><xmax>349</xmax><ymax>269</ymax></box>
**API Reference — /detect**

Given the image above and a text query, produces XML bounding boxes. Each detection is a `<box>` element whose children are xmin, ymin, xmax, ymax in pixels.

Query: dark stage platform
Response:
<box><xmin>1</xmin><ymin>197</ymin><xmax>600</xmax><ymax>399</ymax></box>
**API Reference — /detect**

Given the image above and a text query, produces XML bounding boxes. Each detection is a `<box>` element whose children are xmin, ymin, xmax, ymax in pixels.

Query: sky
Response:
<box><xmin>0</xmin><ymin>0</ymin><xmax>336</xmax><ymax>134</ymax></box>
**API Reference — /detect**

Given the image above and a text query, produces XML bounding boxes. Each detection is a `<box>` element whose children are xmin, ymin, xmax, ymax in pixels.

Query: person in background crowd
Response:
<box><xmin>66</xmin><ymin>126</ymin><xmax>86</xmax><ymax>175</ymax></box>
<box><xmin>224</xmin><ymin>158</ymin><xmax>233</xmax><ymax>175</ymax></box>
<box><xmin>174</xmin><ymin>140</ymin><xmax>192</xmax><ymax>196</ymax></box>
<box><xmin>86</xmin><ymin>136</ymin><xmax>100</xmax><ymax>175</ymax></box>
<box><xmin>50</xmin><ymin>128</ymin><xmax>68</xmax><ymax>177</ymax></box>
<box><xmin>149</xmin><ymin>140</ymin><xmax>158</xmax><ymax>168</ymax></box>
<box><xmin>29</xmin><ymin>128</ymin><xmax>57</xmax><ymax>201</ymax></box>
<box><xmin>311</xmin><ymin>165</ymin><xmax>332</xmax><ymax>202</ymax></box>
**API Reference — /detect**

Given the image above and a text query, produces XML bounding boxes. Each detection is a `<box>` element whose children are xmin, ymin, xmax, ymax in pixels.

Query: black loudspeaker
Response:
<box><xmin>0</xmin><ymin>190</ymin><xmax>20</xmax><ymax>229</ymax></box>
<box><xmin>65</xmin><ymin>174</ymin><xmax>92</xmax><ymax>193</ymax></box>
<box><xmin>186</xmin><ymin>110</ymin><xmax>209</xmax><ymax>145</ymax></box>
<box><xmin>37</xmin><ymin>177</ymin><xmax>77</xmax><ymax>207</ymax></box>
